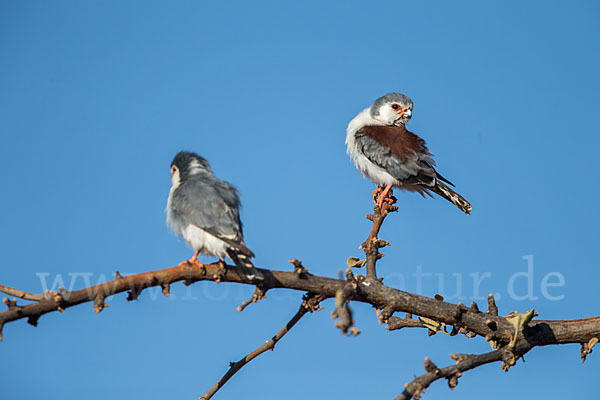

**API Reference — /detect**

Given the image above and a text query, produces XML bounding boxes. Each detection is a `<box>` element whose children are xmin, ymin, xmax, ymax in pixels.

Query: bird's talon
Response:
<box><xmin>375</xmin><ymin>184</ymin><xmax>394</xmax><ymax>209</ymax></box>
<box><xmin>372</xmin><ymin>186</ymin><xmax>383</xmax><ymax>204</ymax></box>
<box><xmin>384</xmin><ymin>196</ymin><xmax>396</xmax><ymax>205</ymax></box>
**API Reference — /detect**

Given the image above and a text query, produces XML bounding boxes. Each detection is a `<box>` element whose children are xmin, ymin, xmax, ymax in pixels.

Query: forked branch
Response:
<box><xmin>394</xmin><ymin>340</ymin><xmax>533</xmax><ymax>400</ymax></box>
<box><xmin>1</xmin><ymin>200</ymin><xmax>599</xmax><ymax>399</ymax></box>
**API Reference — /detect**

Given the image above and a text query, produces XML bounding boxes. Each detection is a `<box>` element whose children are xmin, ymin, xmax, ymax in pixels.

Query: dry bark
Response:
<box><xmin>1</xmin><ymin>197</ymin><xmax>598</xmax><ymax>399</ymax></box>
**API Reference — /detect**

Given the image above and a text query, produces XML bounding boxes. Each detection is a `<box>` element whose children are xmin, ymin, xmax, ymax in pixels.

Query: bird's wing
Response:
<box><xmin>356</xmin><ymin>125</ymin><xmax>438</xmax><ymax>186</ymax></box>
<box><xmin>171</xmin><ymin>176</ymin><xmax>254</xmax><ymax>258</ymax></box>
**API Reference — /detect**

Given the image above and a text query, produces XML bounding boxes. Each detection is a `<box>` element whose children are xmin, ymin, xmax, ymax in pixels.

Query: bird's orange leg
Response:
<box><xmin>189</xmin><ymin>249</ymin><xmax>203</xmax><ymax>265</ymax></box>
<box><xmin>178</xmin><ymin>249</ymin><xmax>204</xmax><ymax>267</ymax></box>
<box><xmin>377</xmin><ymin>184</ymin><xmax>394</xmax><ymax>208</ymax></box>
<box><xmin>372</xmin><ymin>186</ymin><xmax>383</xmax><ymax>204</ymax></box>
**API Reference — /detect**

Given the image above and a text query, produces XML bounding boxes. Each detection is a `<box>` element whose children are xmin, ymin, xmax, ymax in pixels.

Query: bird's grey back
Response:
<box><xmin>170</xmin><ymin>172</ymin><xmax>244</xmax><ymax>242</ymax></box>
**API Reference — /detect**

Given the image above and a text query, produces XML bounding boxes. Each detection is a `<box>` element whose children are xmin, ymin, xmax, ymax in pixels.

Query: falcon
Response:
<box><xmin>346</xmin><ymin>93</ymin><xmax>472</xmax><ymax>214</ymax></box>
<box><xmin>166</xmin><ymin>151</ymin><xmax>263</xmax><ymax>280</ymax></box>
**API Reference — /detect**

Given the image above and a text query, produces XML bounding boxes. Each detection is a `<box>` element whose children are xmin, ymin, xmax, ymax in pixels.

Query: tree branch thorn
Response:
<box><xmin>94</xmin><ymin>294</ymin><xmax>108</xmax><ymax>313</ymax></box>
<box><xmin>500</xmin><ymin>349</ymin><xmax>517</xmax><ymax>372</ymax></box>
<box><xmin>469</xmin><ymin>301</ymin><xmax>480</xmax><ymax>313</ymax></box>
<box><xmin>161</xmin><ymin>283</ymin><xmax>170</xmax><ymax>297</ymax></box>
<box><xmin>487</xmin><ymin>293</ymin><xmax>498</xmax><ymax>316</ymax></box>
<box><xmin>581</xmin><ymin>337</ymin><xmax>598</xmax><ymax>363</ymax></box>
<box><xmin>447</xmin><ymin>371</ymin><xmax>462</xmax><ymax>390</ymax></box>
<box><xmin>3</xmin><ymin>297</ymin><xmax>18</xmax><ymax>310</ymax></box>
<box><xmin>27</xmin><ymin>314</ymin><xmax>40</xmax><ymax>327</ymax></box>
<box><xmin>424</xmin><ymin>356</ymin><xmax>440</xmax><ymax>374</ymax></box>
<box><xmin>288</xmin><ymin>259</ymin><xmax>309</xmax><ymax>277</ymax></box>
<box><xmin>237</xmin><ymin>285</ymin><xmax>267</xmax><ymax>312</ymax></box>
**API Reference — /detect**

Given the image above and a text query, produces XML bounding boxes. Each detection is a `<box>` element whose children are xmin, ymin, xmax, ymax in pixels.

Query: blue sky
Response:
<box><xmin>1</xmin><ymin>1</ymin><xmax>598</xmax><ymax>399</ymax></box>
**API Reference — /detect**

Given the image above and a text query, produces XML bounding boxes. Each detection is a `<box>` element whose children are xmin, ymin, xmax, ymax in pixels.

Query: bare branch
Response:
<box><xmin>394</xmin><ymin>340</ymin><xmax>533</xmax><ymax>400</ymax></box>
<box><xmin>237</xmin><ymin>285</ymin><xmax>267</xmax><ymax>312</ymax></box>
<box><xmin>361</xmin><ymin>196</ymin><xmax>397</xmax><ymax>279</ymax></box>
<box><xmin>0</xmin><ymin>284</ymin><xmax>50</xmax><ymax>302</ymax></box>
<box><xmin>199</xmin><ymin>293</ymin><xmax>324</xmax><ymax>400</ymax></box>
<box><xmin>332</xmin><ymin>269</ymin><xmax>361</xmax><ymax>336</ymax></box>
<box><xmin>1</xmin><ymin>197</ymin><xmax>599</xmax><ymax>399</ymax></box>
<box><xmin>1</xmin><ymin>262</ymin><xmax>599</xmax><ymax>348</ymax></box>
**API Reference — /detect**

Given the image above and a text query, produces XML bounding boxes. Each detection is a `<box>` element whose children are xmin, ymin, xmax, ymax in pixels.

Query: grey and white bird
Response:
<box><xmin>346</xmin><ymin>93</ymin><xmax>472</xmax><ymax>214</ymax></box>
<box><xmin>166</xmin><ymin>151</ymin><xmax>263</xmax><ymax>280</ymax></box>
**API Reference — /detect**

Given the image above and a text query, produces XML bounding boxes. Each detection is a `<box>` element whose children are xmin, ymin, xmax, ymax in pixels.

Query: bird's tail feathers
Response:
<box><xmin>226</xmin><ymin>248</ymin><xmax>264</xmax><ymax>281</ymax></box>
<box><xmin>431</xmin><ymin>181</ymin><xmax>472</xmax><ymax>215</ymax></box>
<box><xmin>202</xmin><ymin>228</ymin><xmax>255</xmax><ymax>258</ymax></box>
<box><xmin>435</xmin><ymin>172</ymin><xmax>456</xmax><ymax>187</ymax></box>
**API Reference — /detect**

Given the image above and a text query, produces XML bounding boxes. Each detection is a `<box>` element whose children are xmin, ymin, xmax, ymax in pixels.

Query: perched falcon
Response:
<box><xmin>166</xmin><ymin>151</ymin><xmax>263</xmax><ymax>280</ymax></box>
<box><xmin>346</xmin><ymin>93</ymin><xmax>472</xmax><ymax>214</ymax></box>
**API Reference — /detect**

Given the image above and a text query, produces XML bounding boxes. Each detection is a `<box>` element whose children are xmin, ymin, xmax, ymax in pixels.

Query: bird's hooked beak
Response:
<box><xmin>394</xmin><ymin>108</ymin><xmax>412</xmax><ymax>125</ymax></box>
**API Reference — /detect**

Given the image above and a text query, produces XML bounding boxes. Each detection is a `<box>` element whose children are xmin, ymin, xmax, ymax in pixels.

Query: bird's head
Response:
<box><xmin>170</xmin><ymin>151</ymin><xmax>212</xmax><ymax>187</ymax></box>
<box><xmin>369</xmin><ymin>93</ymin><xmax>414</xmax><ymax>126</ymax></box>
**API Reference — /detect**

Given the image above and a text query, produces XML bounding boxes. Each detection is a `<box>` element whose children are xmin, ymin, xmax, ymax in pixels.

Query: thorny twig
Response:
<box><xmin>360</xmin><ymin>194</ymin><xmax>398</xmax><ymax>279</ymax></box>
<box><xmin>1</xmin><ymin>200</ymin><xmax>599</xmax><ymax>399</ymax></box>
<box><xmin>237</xmin><ymin>285</ymin><xmax>267</xmax><ymax>312</ymax></box>
<box><xmin>332</xmin><ymin>269</ymin><xmax>361</xmax><ymax>336</ymax></box>
<box><xmin>1</xmin><ymin>261</ymin><xmax>598</xmax><ymax>373</ymax></box>
<box><xmin>394</xmin><ymin>340</ymin><xmax>532</xmax><ymax>400</ymax></box>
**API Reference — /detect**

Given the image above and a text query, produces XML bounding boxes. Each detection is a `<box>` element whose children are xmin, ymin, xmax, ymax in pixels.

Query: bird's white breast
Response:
<box><xmin>345</xmin><ymin>108</ymin><xmax>398</xmax><ymax>186</ymax></box>
<box><xmin>181</xmin><ymin>224</ymin><xmax>229</xmax><ymax>259</ymax></box>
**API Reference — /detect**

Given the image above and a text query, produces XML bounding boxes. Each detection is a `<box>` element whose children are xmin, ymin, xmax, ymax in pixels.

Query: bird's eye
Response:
<box><xmin>171</xmin><ymin>166</ymin><xmax>177</xmax><ymax>174</ymax></box>
<box><xmin>391</xmin><ymin>104</ymin><xmax>400</xmax><ymax>110</ymax></box>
